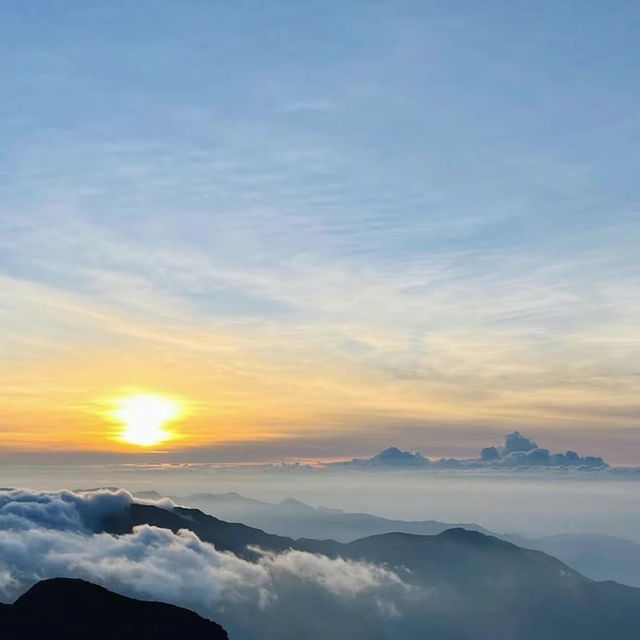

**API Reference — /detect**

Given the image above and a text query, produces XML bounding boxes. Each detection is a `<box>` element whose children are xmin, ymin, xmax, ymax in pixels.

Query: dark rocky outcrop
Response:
<box><xmin>0</xmin><ymin>578</ymin><xmax>228</xmax><ymax>640</ymax></box>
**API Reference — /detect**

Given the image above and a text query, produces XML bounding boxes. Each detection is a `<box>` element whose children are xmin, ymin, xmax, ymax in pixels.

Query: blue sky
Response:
<box><xmin>1</xmin><ymin>1</ymin><xmax>639</xmax><ymax>462</ymax></box>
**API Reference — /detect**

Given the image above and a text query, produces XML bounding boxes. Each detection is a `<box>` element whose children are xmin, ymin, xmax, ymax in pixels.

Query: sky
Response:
<box><xmin>1</xmin><ymin>1</ymin><xmax>639</xmax><ymax>464</ymax></box>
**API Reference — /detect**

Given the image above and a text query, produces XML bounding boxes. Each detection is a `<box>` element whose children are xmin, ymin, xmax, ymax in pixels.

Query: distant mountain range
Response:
<box><xmin>0</xmin><ymin>577</ymin><xmax>228</xmax><ymax>639</ymax></box>
<box><xmin>136</xmin><ymin>489</ymin><xmax>640</xmax><ymax>587</ymax></box>
<box><xmin>135</xmin><ymin>490</ymin><xmax>496</xmax><ymax>539</ymax></box>
<box><xmin>114</xmin><ymin>497</ymin><xmax>640</xmax><ymax>638</ymax></box>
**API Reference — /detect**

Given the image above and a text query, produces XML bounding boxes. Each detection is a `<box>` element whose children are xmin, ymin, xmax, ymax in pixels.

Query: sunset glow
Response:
<box><xmin>0</xmin><ymin>1</ymin><xmax>638</xmax><ymax>467</ymax></box>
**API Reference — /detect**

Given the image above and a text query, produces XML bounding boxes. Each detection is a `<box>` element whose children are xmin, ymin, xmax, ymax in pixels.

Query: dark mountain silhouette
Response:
<box><xmin>101</xmin><ymin>500</ymin><xmax>640</xmax><ymax>638</ymax></box>
<box><xmin>102</xmin><ymin>501</ymin><xmax>300</xmax><ymax>559</ymax></box>
<box><xmin>0</xmin><ymin>578</ymin><xmax>228</xmax><ymax>639</ymax></box>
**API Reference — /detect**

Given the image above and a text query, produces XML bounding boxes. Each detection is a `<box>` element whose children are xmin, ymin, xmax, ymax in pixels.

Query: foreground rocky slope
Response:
<box><xmin>0</xmin><ymin>578</ymin><xmax>228</xmax><ymax>640</ymax></box>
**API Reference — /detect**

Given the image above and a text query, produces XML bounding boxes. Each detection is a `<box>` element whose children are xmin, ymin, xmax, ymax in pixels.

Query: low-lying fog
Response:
<box><xmin>4</xmin><ymin>464</ymin><xmax>639</xmax><ymax>540</ymax></box>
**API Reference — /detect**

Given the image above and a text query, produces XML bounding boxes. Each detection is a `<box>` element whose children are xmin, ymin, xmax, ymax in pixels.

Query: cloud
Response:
<box><xmin>329</xmin><ymin>431</ymin><xmax>607</xmax><ymax>471</ymax></box>
<box><xmin>253</xmin><ymin>548</ymin><xmax>405</xmax><ymax>598</ymax></box>
<box><xmin>0</xmin><ymin>489</ymin><xmax>413</xmax><ymax>639</ymax></box>
<box><xmin>0</xmin><ymin>487</ymin><xmax>135</xmax><ymax>532</ymax></box>
<box><xmin>502</xmin><ymin>431</ymin><xmax>538</xmax><ymax>455</ymax></box>
<box><xmin>333</xmin><ymin>447</ymin><xmax>430</xmax><ymax>469</ymax></box>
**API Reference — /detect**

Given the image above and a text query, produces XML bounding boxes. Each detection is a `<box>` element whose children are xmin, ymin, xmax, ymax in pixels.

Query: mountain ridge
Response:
<box><xmin>99</xmin><ymin>498</ymin><xmax>640</xmax><ymax>638</ymax></box>
<box><xmin>157</xmin><ymin>489</ymin><xmax>640</xmax><ymax>586</ymax></box>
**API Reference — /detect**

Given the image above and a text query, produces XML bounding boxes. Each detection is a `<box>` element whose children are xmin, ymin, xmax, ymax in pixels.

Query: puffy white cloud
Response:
<box><xmin>252</xmin><ymin>547</ymin><xmax>405</xmax><ymax>598</ymax></box>
<box><xmin>0</xmin><ymin>487</ymin><xmax>135</xmax><ymax>532</ymax></box>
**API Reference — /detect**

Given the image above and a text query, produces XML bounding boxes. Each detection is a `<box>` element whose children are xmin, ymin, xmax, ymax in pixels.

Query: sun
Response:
<box><xmin>112</xmin><ymin>394</ymin><xmax>181</xmax><ymax>446</ymax></box>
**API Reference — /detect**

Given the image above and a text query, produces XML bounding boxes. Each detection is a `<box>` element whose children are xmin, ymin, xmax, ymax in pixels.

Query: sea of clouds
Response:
<box><xmin>0</xmin><ymin>488</ymin><xmax>419</xmax><ymax>639</ymax></box>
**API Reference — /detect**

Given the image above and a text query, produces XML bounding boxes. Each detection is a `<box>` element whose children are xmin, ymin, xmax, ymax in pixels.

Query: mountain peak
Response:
<box><xmin>279</xmin><ymin>498</ymin><xmax>314</xmax><ymax>510</ymax></box>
